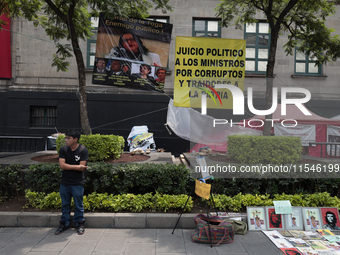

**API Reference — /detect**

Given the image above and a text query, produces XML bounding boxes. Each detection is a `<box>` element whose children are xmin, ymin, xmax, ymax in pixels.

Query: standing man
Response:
<box><xmin>55</xmin><ymin>129</ymin><xmax>89</xmax><ymax>235</ymax></box>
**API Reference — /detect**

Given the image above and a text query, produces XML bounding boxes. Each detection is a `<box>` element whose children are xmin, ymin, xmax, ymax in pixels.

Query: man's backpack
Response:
<box><xmin>63</xmin><ymin>144</ymin><xmax>85</xmax><ymax>154</ymax></box>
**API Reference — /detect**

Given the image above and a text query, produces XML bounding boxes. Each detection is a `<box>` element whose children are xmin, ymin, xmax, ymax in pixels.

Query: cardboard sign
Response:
<box><xmin>195</xmin><ymin>179</ymin><xmax>211</xmax><ymax>200</ymax></box>
<box><xmin>274</xmin><ymin>200</ymin><xmax>292</xmax><ymax>214</ymax></box>
<box><xmin>324</xmin><ymin>235</ymin><xmax>340</xmax><ymax>242</ymax></box>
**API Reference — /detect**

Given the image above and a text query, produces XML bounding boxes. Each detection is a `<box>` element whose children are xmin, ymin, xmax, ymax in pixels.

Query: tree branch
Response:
<box><xmin>44</xmin><ymin>0</ymin><xmax>68</xmax><ymax>23</ymax></box>
<box><xmin>276</xmin><ymin>0</ymin><xmax>299</xmax><ymax>28</ymax></box>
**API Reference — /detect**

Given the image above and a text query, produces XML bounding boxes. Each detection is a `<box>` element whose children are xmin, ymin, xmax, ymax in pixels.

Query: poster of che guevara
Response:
<box><xmin>92</xmin><ymin>13</ymin><xmax>173</xmax><ymax>93</ymax></box>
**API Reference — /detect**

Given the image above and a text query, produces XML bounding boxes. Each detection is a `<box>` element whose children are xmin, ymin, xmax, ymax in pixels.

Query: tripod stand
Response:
<box><xmin>172</xmin><ymin>178</ymin><xmax>218</xmax><ymax>248</ymax></box>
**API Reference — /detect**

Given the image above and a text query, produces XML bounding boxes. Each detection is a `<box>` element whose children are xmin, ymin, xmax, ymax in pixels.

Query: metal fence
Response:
<box><xmin>309</xmin><ymin>142</ymin><xmax>340</xmax><ymax>158</ymax></box>
<box><xmin>0</xmin><ymin>136</ymin><xmax>44</xmax><ymax>152</ymax></box>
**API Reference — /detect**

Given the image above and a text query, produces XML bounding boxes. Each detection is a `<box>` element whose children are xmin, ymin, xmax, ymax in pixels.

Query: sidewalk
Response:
<box><xmin>0</xmin><ymin>227</ymin><xmax>282</xmax><ymax>255</ymax></box>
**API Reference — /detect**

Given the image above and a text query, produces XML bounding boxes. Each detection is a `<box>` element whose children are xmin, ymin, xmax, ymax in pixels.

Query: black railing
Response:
<box><xmin>0</xmin><ymin>136</ymin><xmax>44</xmax><ymax>152</ymax></box>
<box><xmin>309</xmin><ymin>142</ymin><xmax>340</xmax><ymax>158</ymax></box>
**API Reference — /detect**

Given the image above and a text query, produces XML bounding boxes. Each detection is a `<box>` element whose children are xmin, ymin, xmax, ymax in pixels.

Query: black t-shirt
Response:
<box><xmin>59</xmin><ymin>144</ymin><xmax>89</xmax><ymax>186</ymax></box>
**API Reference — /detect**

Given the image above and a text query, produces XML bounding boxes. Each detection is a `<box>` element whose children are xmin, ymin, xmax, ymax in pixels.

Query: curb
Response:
<box><xmin>0</xmin><ymin>212</ymin><xmax>247</xmax><ymax>229</ymax></box>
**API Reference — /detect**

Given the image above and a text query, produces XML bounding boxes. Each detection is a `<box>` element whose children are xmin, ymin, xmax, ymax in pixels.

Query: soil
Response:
<box><xmin>31</xmin><ymin>152</ymin><xmax>150</xmax><ymax>164</ymax></box>
<box><xmin>0</xmin><ymin>153</ymin><xmax>325</xmax><ymax>213</ymax></box>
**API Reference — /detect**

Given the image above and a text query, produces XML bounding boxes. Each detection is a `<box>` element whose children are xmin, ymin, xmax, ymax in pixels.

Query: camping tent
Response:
<box><xmin>242</xmin><ymin>104</ymin><xmax>340</xmax><ymax>157</ymax></box>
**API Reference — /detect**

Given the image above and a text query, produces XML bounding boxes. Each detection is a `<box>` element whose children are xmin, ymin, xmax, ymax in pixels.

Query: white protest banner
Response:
<box><xmin>274</xmin><ymin>124</ymin><xmax>315</xmax><ymax>146</ymax></box>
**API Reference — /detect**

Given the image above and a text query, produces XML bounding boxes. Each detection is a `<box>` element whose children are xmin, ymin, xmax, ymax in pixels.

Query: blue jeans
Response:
<box><xmin>59</xmin><ymin>184</ymin><xmax>84</xmax><ymax>226</ymax></box>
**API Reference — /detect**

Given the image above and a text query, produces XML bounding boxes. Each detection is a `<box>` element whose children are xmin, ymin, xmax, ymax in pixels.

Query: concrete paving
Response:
<box><xmin>0</xmin><ymin>227</ymin><xmax>282</xmax><ymax>255</ymax></box>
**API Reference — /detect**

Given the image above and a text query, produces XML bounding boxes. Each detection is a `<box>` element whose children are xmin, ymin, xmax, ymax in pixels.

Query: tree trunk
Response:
<box><xmin>68</xmin><ymin>12</ymin><xmax>92</xmax><ymax>135</ymax></box>
<box><xmin>263</xmin><ymin>28</ymin><xmax>279</xmax><ymax>136</ymax></box>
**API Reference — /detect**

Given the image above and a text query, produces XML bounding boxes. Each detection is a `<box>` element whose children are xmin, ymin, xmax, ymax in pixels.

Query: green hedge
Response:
<box><xmin>2</xmin><ymin>162</ymin><xmax>340</xmax><ymax>200</ymax></box>
<box><xmin>56</xmin><ymin>134</ymin><xmax>124</xmax><ymax>162</ymax></box>
<box><xmin>211</xmin><ymin>178</ymin><xmax>340</xmax><ymax>197</ymax></box>
<box><xmin>25</xmin><ymin>189</ymin><xmax>339</xmax><ymax>213</ymax></box>
<box><xmin>25</xmin><ymin>163</ymin><xmax>62</xmax><ymax>194</ymax></box>
<box><xmin>24</xmin><ymin>163</ymin><xmax>340</xmax><ymax>197</ymax></box>
<box><xmin>25</xmin><ymin>162</ymin><xmax>191</xmax><ymax>195</ymax></box>
<box><xmin>228</xmin><ymin>135</ymin><xmax>302</xmax><ymax>164</ymax></box>
<box><xmin>25</xmin><ymin>190</ymin><xmax>193</xmax><ymax>212</ymax></box>
<box><xmin>209</xmin><ymin>192</ymin><xmax>340</xmax><ymax>212</ymax></box>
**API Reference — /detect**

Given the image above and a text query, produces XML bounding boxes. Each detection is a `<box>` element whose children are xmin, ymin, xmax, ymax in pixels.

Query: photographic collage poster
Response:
<box><xmin>92</xmin><ymin>13</ymin><xmax>173</xmax><ymax>93</ymax></box>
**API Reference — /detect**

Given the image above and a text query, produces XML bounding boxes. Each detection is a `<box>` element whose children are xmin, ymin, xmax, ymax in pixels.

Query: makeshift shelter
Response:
<box><xmin>166</xmin><ymin>99</ymin><xmax>261</xmax><ymax>153</ymax></box>
<box><xmin>241</xmin><ymin>104</ymin><xmax>340</xmax><ymax>157</ymax></box>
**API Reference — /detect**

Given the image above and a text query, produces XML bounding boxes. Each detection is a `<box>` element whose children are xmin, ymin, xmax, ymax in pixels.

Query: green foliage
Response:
<box><xmin>215</xmin><ymin>0</ymin><xmax>340</xmax><ymax>65</ymax></box>
<box><xmin>24</xmin><ymin>162</ymin><xmax>191</xmax><ymax>196</ymax></box>
<box><xmin>274</xmin><ymin>192</ymin><xmax>340</xmax><ymax>208</ymax></box>
<box><xmin>228</xmin><ymin>135</ymin><xmax>302</xmax><ymax>164</ymax></box>
<box><xmin>0</xmin><ymin>164</ymin><xmax>23</xmax><ymax>198</ymax></box>
<box><xmin>56</xmin><ymin>134</ymin><xmax>124</xmax><ymax>162</ymax></box>
<box><xmin>25</xmin><ymin>163</ymin><xmax>62</xmax><ymax>194</ymax></box>
<box><xmin>210</xmin><ymin>192</ymin><xmax>340</xmax><ymax>212</ymax></box>
<box><xmin>24</xmin><ymin>189</ymin><xmax>46</xmax><ymax>208</ymax></box>
<box><xmin>0</xmin><ymin>0</ymin><xmax>42</xmax><ymax>29</ymax></box>
<box><xmin>211</xmin><ymin>193</ymin><xmax>273</xmax><ymax>212</ymax></box>
<box><xmin>211</xmin><ymin>178</ymin><xmax>340</xmax><ymax>197</ymax></box>
<box><xmin>215</xmin><ymin>0</ymin><xmax>340</xmax><ymax>135</ymax></box>
<box><xmin>153</xmin><ymin>192</ymin><xmax>193</xmax><ymax>212</ymax></box>
<box><xmin>26</xmin><ymin>190</ymin><xmax>192</xmax><ymax>212</ymax></box>
<box><xmin>23</xmin><ymin>188</ymin><xmax>340</xmax><ymax>213</ymax></box>
<box><xmin>109</xmin><ymin>163</ymin><xmax>191</xmax><ymax>195</ymax></box>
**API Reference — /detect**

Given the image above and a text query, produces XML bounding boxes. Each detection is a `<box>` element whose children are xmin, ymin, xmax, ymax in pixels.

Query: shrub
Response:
<box><xmin>25</xmin><ymin>162</ymin><xmax>191</xmax><ymax>196</ymax></box>
<box><xmin>110</xmin><ymin>163</ymin><xmax>191</xmax><ymax>195</ymax></box>
<box><xmin>56</xmin><ymin>134</ymin><xmax>124</xmax><ymax>162</ymax></box>
<box><xmin>228</xmin><ymin>135</ymin><xmax>302</xmax><ymax>164</ymax></box>
<box><xmin>25</xmin><ymin>190</ymin><xmax>193</xmax><ymax>212</ymax></box>
<box><xmin>0</xmin><ymin>164</ymin><xmax>23</xmax><ymax>198</ymax></box>
<box><xmin>25</xmin><ymin>163</ymin><xmax>62</xmax><ymax>194</ymax></box>
<box><xmin>25</xmin><ymin>190</ymin><xmax>339</xmax><ymax>213</ymax></box>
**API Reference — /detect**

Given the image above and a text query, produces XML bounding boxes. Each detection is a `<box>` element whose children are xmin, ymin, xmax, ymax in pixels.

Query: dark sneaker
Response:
<box><xmin>55</xmin><ymin>221</ymin><xmax>68</xmax><ymax>235</ymax></box>
<box><xmin>77</xmin><ymin>221</ymin><xmax>85</xmax><ymax>235</ymax></box>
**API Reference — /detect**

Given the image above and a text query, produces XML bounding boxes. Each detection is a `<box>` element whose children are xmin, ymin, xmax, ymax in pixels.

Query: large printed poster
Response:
<box><xmin>174</xmin><ymin>37</ymin><xmax>246</xmax><ymax>109</ymax></box>
<box><xmin>274</xmin><ymin>124</ymin><xmax>316</xmax><ymax>146</ymax></box>
<box><xmin>92</xmin><ymin>13</ymin><xmax>173</xmax><ymax>92</ymax></box>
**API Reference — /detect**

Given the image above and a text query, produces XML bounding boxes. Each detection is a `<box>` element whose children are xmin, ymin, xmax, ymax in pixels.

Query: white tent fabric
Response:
<box><xmin>331</xmin><ymin>114</ymin><xmax>340</xmax><ymax>120</ymax></box>
<box><xmin>166</xmin><ymin>99</ymin><xmax>261</xmax><ymax>145</ymax></box>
